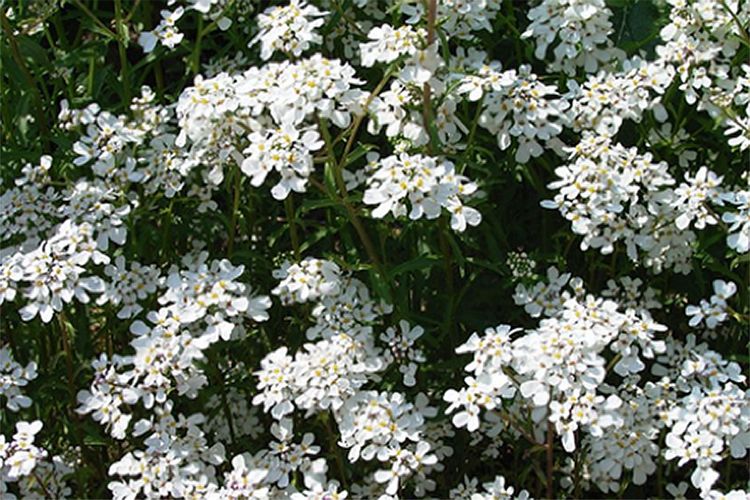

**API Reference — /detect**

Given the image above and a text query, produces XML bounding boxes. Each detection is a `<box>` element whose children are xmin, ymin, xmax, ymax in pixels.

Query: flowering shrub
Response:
<box><xmin>2</xmin><ymin>0</ymin><xmax>750</xmax><ymax>498</ymax></box>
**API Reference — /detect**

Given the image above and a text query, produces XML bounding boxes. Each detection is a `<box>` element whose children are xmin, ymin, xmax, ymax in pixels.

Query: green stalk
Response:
<box><xmin>217</xmin><ymin>367</ymin><xmax>237</xmax><ymax>445</ymax></box>
<box><xmin>227</xmin><ymin>167</ymin><xmax>243</xmax><ymax>256</ymax></box>
<box><xmin>0</xmin><ymin>10</ymin><xmax>50</xmax><ymax>150</ymax></box>
<box><xmin>319</xmin><ymin>119</ymin><xmax>386</xmax><ymax>279</ymax></box>
<box><xmin>324</xmin><ymin>412</ymin><xmax>349</xmax><ymax>489</ymax></box>
<box><xmin>70</xmin><ymin>0</ymin><xmax>118</xmax><ymax>39</ymax></box>
<box><xmin>546</xmin><ymin>419</ymin><xmax>555</xmax><ymax>499</ymax></box>
<box><xmin>438</xmin><ymin>217</ymin><xmax>455</xmax><ymax>344</ymax></box>
<box><xmin>422</xmin><ymin>0</ymin><xmax>438</xmax><ymax>155</ymax></box>
<box><xmin>284</xmin><ymin>195</ymin><xmax>301</xmax><ymax>260</ymax></box>
<box><xmin>191</xmin><ymin>16</ymin><xmax>204</xmax><ymax>75</ymax></box>
<box><xmin>114</xmin><ymin>0</ymin><xmax>131</xmax><ymax>104</ymax></box>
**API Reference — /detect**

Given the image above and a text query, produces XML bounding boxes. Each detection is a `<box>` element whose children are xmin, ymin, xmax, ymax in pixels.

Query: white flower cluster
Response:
<box><xmin>665</xmin><ymin>382</ymin><xmax>750</xmax><ymax>495</ymax></box>
<box><xmin>2</xmin><ymin>220</ymin><xmax>107</xmax><ymax>323</ymax></box>
<box><xmin>138</xmin><ymin>8</ymin><xmax>185</xmax><ymax>53</ymax></box>
<box><xmin>3</xmin><ymin>0</ymin><xmax>749</xmax><ymax>498</ymax></box>
<box><xmin>523</xmin><ymin>0</ymin><xmax>622</xmax><ymax>75</ymax></box>
<box><xmin>401</xmin><ymin>0</ymin><xmax>502</xmax><ymax>40</ymax></box>
<box><xmin>565</xmin><ymin>58</ymin><xmax>674</xmax><ymax>134</ymax></box>
<box><xmin>340</xmin><ymin>391</ymin><xmax>438</xmax><ymax>496</ymax></box>
<box><xmin>272</xmin><ymin>257</ymin><xmax>342</xmax><ymax>304</ymax></box>
<box><xmin>70</xmin><ymin>106</ymin><xmax>145</xmax><ymax>181</ymax></box>
<box><xmin>60</xmin><ymin>179</ymin><xmax>130</xmax><ymax>251</ymax></box>
<box><xmin>305</xmin><ymin>273</ymin><xmax>392</xmax><ymax>341</ymax></box>
<box><xmin>545</xmin><ymin>134</ymin><xmax>750</xmax><ymax>267</ymax></box>
<box><xmin>648</xmin><ymin>334</ymin><xmax>750</xmax><ymax>496</ymax></box>
<box><xmin>360</xmin><ymin>24</ymin><xmax>427</xmax><ymax>70</ymax></box>
<box><xmin>542</xmin><ymin>134</ymin><xmax>698</xmax><ymax>273</ymax></box>
<box><xmin>219</xmin><ymin>417</ymin><xmax>329</xmax><ymax>496</ymax></box>
<box><xmin>513</xmin><ymin>266</ymin><xmax>581</xmax><ymax>318</ymax></box>
<box><xmin>97</xmin><ymin>256</ymin><xmax>161</xmax><ymax>319</ymax></box>
<box><xmin>722</xmin><ymin>188</ymin><xmax>750</xmax><ymax>253</ymax></box>
<box><xmin>506</xmin><ymin>250</ymin><xmax>536</xmax><ymax>281</ymax></box>
<box><xmin>657</xmin><ymin>0</ymin><xmax>744</xmax><ymax>106</ymax></box>
<box><xmin>0</xmin><ymin>156</ymin><xmax>60</xmax><ymax>246</ymax></box>
<box><xmin>175</xmin><ymin>55</ymin><xmax>366</xmax><ymax>195</ymax></box>
<box><xmin>578</xmin><ymin>380</ymin><xmax>665</xmax><ymax>492</ymax></box>
<box><xmin>363</xmin><ymin>153</ymin><xmax>482</xmax><ymax>232</ymax></box>
<box><xmin>685</xmin><ymin>279</ymin><xmax>737</xmax><ymax>329</ymax></box>
<box><xmin>259</xmin><ymin>261</ymin><xmax>393</xmax><ymax>421</ymax></box>
<box><xmin>107</xmin><ymin>403</ymin><xmax>226</xmax><ymax>499</ymax></box>
<box><xmin>602</xmin><ymin>276</ymin><xmax>662</xmax><ymax>313</ymax></box>
<box><xmin>659</xmin><ymin>1</ymin><xmax>750</xmax><ymax>151</ymax></box>
<box><xmin>251</xmin><ymin>0</ymin><xmax>326</xmax><ymax>60</ymax></box>
<box><xmin>253</xmin><ymin>256</ymin><xmax>444</xmax><ymax>497</ymax></box>
<box><xmin>0</xmin><ymin>421</ymin><xmax>72</xmax><ymax>498</ymax></box>
<box><xmin>77</xmin><ymin>254</ymin><xmax>270</xmax><ymax>438</ymax></box>
<box><xmin>1</xmin><ymin>421</ymin><xmax>46</xmax><ymax>480</ymax></box>
<box><xmin>241</xmin><ymin>124</ymin><xmax>323</xmax><ymax>200</ymax></box>
<box><xmin>253</xmin><ymin>332</ymin><xmax>385</xmax><ymax>419</ymax></box>
<box><xmin>0</xmin><ymin>347</ymin><xmax>37</xmax><ymax>412</ymax></box>
<box><xmin>380</xmin><ymin>319</ymin><xmax>425</xmax><ymax>387</ymax></box>
<box><xmin>453</xmin><ymin>474</ymin><xmax>532</xmax><ymax>500</ymax></box>
<box><xmin>458</xmin><ymin>63</ymin><xmax>568</xmax><ymax>162</ymax></box>
<box><xmin>361</xmin><ymin>25</ymin><xmax>470</xmax><ymax>149</ymax></box>
<box><xmin>446</xmin><ymin>291</ymin><xmax>668</xmax><ymax>456</ymax></box>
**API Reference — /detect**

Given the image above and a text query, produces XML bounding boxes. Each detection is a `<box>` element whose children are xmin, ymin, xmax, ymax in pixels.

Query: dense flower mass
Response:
<box><xmin>1</xmin><ymin>0</ymin><xmax>748</xmax><ymax>498</ymax></box>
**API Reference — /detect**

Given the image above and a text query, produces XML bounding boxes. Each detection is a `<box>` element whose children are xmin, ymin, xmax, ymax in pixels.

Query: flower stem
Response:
<box><xmin>546</xmin><ymin>419</ymin><xmax>554</xmax><ymax>499</ymax></box>
<box><xmin>319</xmin><ymin>119</ymin><xmax>387</xmax><ymax>281</ymax></box>
<box><xmin>227</xmin><ymin>167</ymin><xmax>243</xmax><ymax>256</ymax></box>
<box><xmin>191</xmin><ymin>16</ymin><xmax>204</xmax><ymax>74</ymax></box>
<box><xmin>325</xmin><ymin>412</ymin><xmax>349</xmax><ymax>489</ymax></box>
<box><xmin>0</xmin><ymin>10</ymin><xmax>50</xmax><ymax>151</ymax></box>
<box><xmin>284</xmin><ymin>195</ymin><xmax>301</xmax><ymax>260</ymax></box>
<box><xmin>114</xmin><ymin>0</ymin><xmax>131</xmax><ymax>104</ymax></box>
<box><xmin>422</xmin><ymin>0</ymin><xmax>438</xmax><ymax>155</ymax></box>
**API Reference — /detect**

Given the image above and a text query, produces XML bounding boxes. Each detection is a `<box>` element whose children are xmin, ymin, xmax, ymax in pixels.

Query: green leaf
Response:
<box><xmin>387</xmin><ymin>255</ymin><xmax>440</xmax><ymax>279</ymax></box>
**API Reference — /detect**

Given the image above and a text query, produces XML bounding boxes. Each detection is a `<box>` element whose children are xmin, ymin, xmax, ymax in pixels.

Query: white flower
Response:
<box><xmin>360</xmin><ymin>24</ymin><xmax>424</xmax><ymax>68</ymax></box>
<box><xmin>363</xmin><ymin>153</ymin><xmax>481</xmax><ymax>232</ymax></box>
<box><xmin>722</xmin><ymin>189</ymin><xmax>750</xmax><ymax>253</ymax></box>
<box><xmin>523</xmin><ymin>0</ymin><xmax>622</xmax><ymax>75</ymax></box>
<box><xmin>272</xmin><ymin>257</ymin><xmax>342</xmax><ymax>304</ymax></box>
<box><xmin>138</xmin><ymin>8</ymin><xmax>185</xmax><ymax>53</ymax></box>
<box><xmin>685</xmin><ymin>279</ymin><xmax>737</xmax><ymax>329</ymax></box>
<box><xmin>458</xmin><ymin>63</ymin><xmax>568</xmax><ymax>163</ymax></box>
<box><xmin>241</xmin><ymin>124</ymin><xmax>323</xmax><ymax>200</ymax></box>
<box><xmin>0</xmin><ymin>347</ymin><xmax>37</xmax><ymax>411</ymax></box>
<box><xmin>381</xmin><ymin>320</ymin><xmax>425</xmax><ymax>387</ymax></box>
<box><xmin>251</xmin><ymin>0</ymin><xmax>326</xmax><ymax>60</ymax></box>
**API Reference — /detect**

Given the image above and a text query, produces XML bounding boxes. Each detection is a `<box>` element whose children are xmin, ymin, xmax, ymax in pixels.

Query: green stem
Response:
<box><xmin>70</xmin><ymin>0</ymin><xmax>118</xmax><ymax>39</ymax></box>
<box><xmin>319</xmin><ymin>119</ymin><xmax>386</xmax><ymax>278</ymax></box>
<box><xmin>124</xmin><ymin>0</ymin><xmax>143</xmax><ymax>23</ymax></box>
<box><xmin>227</xmin><ymin>167</ymin><xmax>242</xmax><ymax>256</ymax></box>
<box><xmin>114</xmin><ymin>0</ymin><xmax>131</xmax><ymax>104</ymax></box>
<box><xmin>160</xmin><ymin>199</ymin><xmax>175</xmax><ymax>259</ymax></box>
<box><xmin>458</xmin><ymin>95</ymin><xmax>484</xmax><ymax>173</ymax></box>
<box><xmin>0</xmin><ymin>10</ymin><xmax>50</xmax><ymax>150</ymax></box>
<box><xmin>546</xmin><ymin>419</ymin><xmax>554</xmax><ymax>499</ymax></box>
<box><xmin>438</xmin><ymin>217</ymin><xmax>455</xmax><ymax>343</ymax></box>
<box><xmin>284</xmin><ymin>195</ymin><xmax>301</xmax><ymax>260</ymax></box>
<box><xmin>339</xmin><ymin>64</ymin><xmax>397</xmax><ymax>161</ymax></box>
<box><xmin>719</xmin><ymin>0</ymin><xmax>750</xmax><ymax>47</ymax></box>
<box><xmin>217</xmin><ymin>370</ymin><xmax>237</xmax><ymax>445</ymax></box>
<box><xmin>421</xmin><ymin>0</ymin><xmax>438</xmax><ymax>154</ymax></box>
<box><xmin>58</xmin><ymin>313</ymin><xmax>77</xmax><ymax>410</ymax></box>
<box><xmin>191</xmin><ymin>16</ymin><xmax>204</xmax><ymax>75</ymax></box>
<box><xmin>324</xmin><ymin>412</ymin><xmax>349</xmax><ymax>489</ymax></box>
